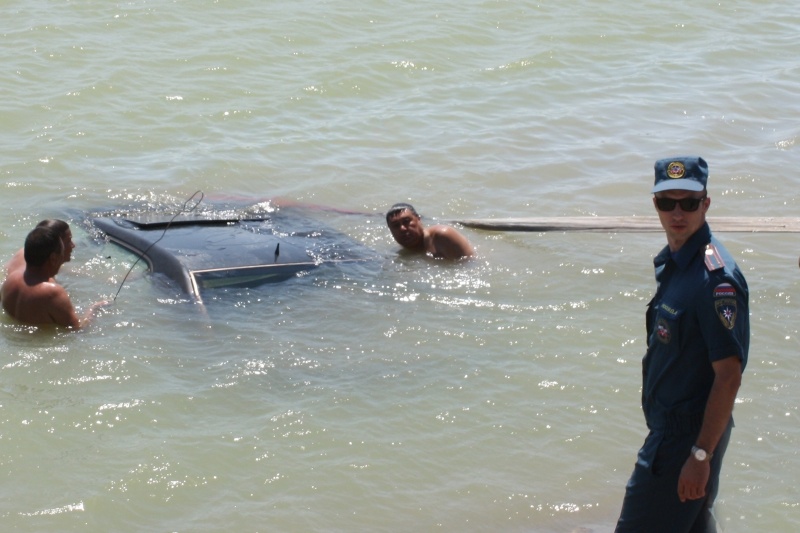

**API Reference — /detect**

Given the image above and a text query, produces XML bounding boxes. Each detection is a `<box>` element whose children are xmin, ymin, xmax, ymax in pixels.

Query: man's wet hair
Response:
<box><xmin>24</xmin><ymin>226</ymin><xmax>63</xmax><ymax>267</ymax></box>
<box><xmin>386</xmin><ymin>203</ymin><xmax>419</xmax><ymax>223</ymax></box>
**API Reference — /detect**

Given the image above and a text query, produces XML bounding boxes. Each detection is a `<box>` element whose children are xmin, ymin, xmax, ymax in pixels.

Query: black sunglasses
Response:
<box><xmin>654</xmin><ymin>196</ymin><xmax>706</xmax><ymax>212</ymax></box>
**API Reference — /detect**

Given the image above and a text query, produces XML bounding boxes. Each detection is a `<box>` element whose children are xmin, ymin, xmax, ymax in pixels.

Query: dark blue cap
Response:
<box><xmin>652</xmin><ymin>156</ymin><xmax>708</xmax><ymax>193</ymax></box>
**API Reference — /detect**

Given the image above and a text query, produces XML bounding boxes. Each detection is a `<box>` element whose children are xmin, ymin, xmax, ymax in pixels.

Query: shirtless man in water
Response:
<box><xmin>1</xmin><ymin>222</ymin><xmax>107</xmax><ymax>329</ymax></box>
<box><xmin>386</xmin><ymin>203</ymin><xmax>474</xmax><ymax>260</ymax></box>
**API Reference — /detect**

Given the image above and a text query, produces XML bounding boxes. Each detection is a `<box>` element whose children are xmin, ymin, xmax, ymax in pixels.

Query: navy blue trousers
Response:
<box><xmin>615</xmin><ymin>421</ymin><xmax>732</xmax><ymax>533</ymax></box>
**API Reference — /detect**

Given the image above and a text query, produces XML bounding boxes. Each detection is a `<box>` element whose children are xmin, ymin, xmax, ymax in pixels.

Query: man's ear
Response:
<box><xmin>48</xmin><ymin>250</ymin><xmax>62</xmax><ymax>266</ymax></box>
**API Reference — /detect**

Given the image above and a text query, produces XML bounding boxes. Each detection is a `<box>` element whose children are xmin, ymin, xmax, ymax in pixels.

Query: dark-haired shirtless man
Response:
<box><xmin>1</xmin><ymin>224</ymin><xmax>107</xmax><ymax>329</ymax></box>
<box><xmin>385</xmin><ymin>203</ymin><xmax>474</xmax><ymax>260</ymax></box>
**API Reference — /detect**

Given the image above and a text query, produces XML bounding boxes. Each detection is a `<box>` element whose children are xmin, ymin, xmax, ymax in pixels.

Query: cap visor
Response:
<box><xmin>652</xmin><ymin>179</ymin><xmax>705</xmax><ymax>193</ymax></box>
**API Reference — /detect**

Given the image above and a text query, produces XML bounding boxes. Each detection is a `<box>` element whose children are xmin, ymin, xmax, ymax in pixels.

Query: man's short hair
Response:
<box><xmin>37</xmin><ymin>219</ymin><xmax>70</xmax><ymax>240</ymax></box>
<box><xmin>386</xmin><ymin>203</ymin><xmax>419</xmax><ymax>223</ymax></box>
<box><xmin>24</xmin><ymin>227</ymin><xmax>63</xmax><ymax>267</ymax></box>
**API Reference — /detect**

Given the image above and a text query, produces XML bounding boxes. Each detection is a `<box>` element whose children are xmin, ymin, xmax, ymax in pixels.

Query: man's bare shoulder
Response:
<box><xmin>4</xmin><ymin>249</ymin><xmax>25</xmax><ymax>275</ymax></box>
<box><xmin>428</xmin><ymin>224</ymin><xmax>467</xmax><ymax>240</ymax></box>
<box><xmin>427</xmin><ymin>224</ymin><xmax>475</xmax><ymax>259</ymax></box>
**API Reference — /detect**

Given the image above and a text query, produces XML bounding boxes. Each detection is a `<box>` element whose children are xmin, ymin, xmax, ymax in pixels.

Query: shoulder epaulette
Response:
<box><xmin>704</xmin><ymin>243</ymin><xmax>725</xmax><ymax>272</ymax></box>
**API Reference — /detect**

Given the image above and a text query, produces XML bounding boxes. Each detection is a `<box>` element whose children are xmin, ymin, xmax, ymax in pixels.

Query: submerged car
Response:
<box><xmin>89</xmin><ymin>204</ymin><xmax>378</xmax><ymax>303</ymax></box>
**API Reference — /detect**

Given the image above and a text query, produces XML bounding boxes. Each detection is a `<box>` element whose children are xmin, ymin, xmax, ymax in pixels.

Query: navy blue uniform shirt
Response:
<box><xmin>642</xmin><ymin>222</ymin><xmax>749</xmax><ymax>439</ymax></box>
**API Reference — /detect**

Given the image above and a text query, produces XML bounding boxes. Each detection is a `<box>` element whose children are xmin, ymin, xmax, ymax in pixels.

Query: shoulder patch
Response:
<box><xmin>713</xmin><ymin>283</ymin><xmax>736</xmax><ymax>298</ymax></box>
<box><xmin>704</xmin><ymin>244</ymin><xmax>725</xmax><ymax>272</ymax></box>
<box><xmin>713</xmin><ymin>282</ymin><xmax>738</xmax><ymax>329</ymax></box>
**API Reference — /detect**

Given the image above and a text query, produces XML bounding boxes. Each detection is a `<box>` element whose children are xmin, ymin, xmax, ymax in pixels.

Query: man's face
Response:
<box><xmin>387</xmin><ymin>209</ymin><xmax>424</xmax><ymax>249</ymax></box>
<box><xmin>653</xmin><ymin>190</ymin><xmax>709</xmax><ymax>249</ymax></box>
<box><xmin>60</xmin><ymin>229</ymin><xmax>75</xmax><ymax>263</ymax></box>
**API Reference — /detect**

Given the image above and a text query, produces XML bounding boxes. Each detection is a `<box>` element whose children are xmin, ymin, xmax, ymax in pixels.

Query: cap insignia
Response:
<box><xmin>667</xmin><ymin>161</ymin><xmax>685</xmax><ymax>179</ymax></box>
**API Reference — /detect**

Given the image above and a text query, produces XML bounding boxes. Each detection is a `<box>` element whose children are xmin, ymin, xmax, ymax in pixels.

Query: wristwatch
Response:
<box><xmin>691</xmin><ymin>445</ymin><xmax>712</xmax><ymax>462</ymax></box>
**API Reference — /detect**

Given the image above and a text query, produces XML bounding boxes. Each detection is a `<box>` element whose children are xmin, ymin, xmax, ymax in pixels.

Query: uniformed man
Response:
<box><xmin>615</xmin><ymin>156</ymin><xmax>749</xmax><ymax>532</ymax></box>
<box><xmin>386</xmin><ymin>203</ymin><xmax>474</xmax><ymax>260</ymax></box>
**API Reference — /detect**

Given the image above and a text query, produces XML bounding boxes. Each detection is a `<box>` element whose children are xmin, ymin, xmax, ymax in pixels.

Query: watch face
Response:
<box><xmin>694</xmin><ymin>448</ymin><xmax>707</xmax><ymax>461</ymax></box>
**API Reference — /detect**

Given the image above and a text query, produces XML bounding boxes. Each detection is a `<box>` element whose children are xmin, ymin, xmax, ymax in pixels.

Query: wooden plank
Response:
<box><xmin>454</xmin><ymin>216</ymin><xmax>800</xmax><ymax>233</ymax></box>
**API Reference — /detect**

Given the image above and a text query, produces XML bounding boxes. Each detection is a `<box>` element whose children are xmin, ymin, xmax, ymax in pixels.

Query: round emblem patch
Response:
<box><xmin>667</xmin><ymin>161</ymin><xmax>685</xmax><ymax>179</ymax></box>
<box><xmin>655</xmin><ymin>317</ymin><xmax>671</xmax><ymax>344</ymax></box>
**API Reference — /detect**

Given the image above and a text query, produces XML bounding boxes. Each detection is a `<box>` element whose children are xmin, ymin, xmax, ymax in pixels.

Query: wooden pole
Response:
<box><xmin>454</xmin><ymin>216</ymin><xmax>800</xmax><ymax>233</ymax></box>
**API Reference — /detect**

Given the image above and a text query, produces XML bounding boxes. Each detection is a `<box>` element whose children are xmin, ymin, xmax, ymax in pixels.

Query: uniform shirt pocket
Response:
<box><xmin>650</xmin><ymin>302</ymin><xmax>683</xmax><ymax>346</ymax></box>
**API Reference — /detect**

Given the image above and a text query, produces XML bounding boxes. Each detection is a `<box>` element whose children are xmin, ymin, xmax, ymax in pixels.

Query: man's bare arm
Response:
<box><xmin>677</xmin><ymin>355</ymin><xmax>742</xmax><ymax>502</ymax></box>
<box><xmin>48</xmin><ymin>285</ymin><xmax>82</xmax><ymax>329</ymax></box>
<box><xmin>49</xmin><ymin>287</ymin><xmax>110</xmax><ymax>329</ymax></box>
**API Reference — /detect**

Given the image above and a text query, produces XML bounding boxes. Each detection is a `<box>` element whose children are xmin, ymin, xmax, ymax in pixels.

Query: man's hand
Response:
<box><xmin>77</xmin><ymin>299</ymin><xmax>112</xmax><ymax>329</ymax></box>
<box><xmin>678</xmin><ymin>455</ymin><xmax>710</xmax><ymax>502</ymax></box>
